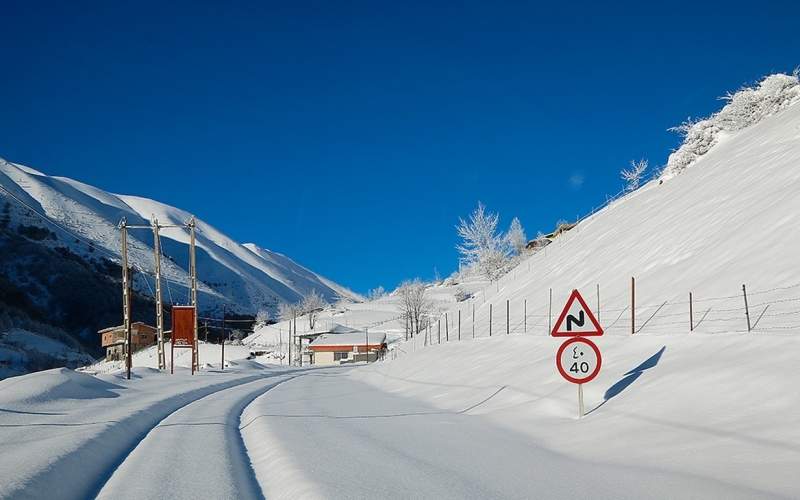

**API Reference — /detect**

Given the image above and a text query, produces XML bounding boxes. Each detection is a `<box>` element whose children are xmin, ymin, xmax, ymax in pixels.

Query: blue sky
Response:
<box><xmin>1</xmin><ymin>1</ymin><xmax>798</xmax><ymax>294</ymax></box>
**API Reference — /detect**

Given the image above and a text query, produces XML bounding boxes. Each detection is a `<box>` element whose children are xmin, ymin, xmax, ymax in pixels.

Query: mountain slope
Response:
<box><xmin>0</xmin><ymin>160</ymin><xmax>359</xmax><ymax>318</ymax></box>
<box><xmin>464</xmin><ymin>92</ymin><xmax>800</xmax><ymax>334</ymax></box>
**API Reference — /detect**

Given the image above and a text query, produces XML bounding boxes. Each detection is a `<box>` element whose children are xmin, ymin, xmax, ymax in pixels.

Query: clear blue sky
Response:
<box><xmin>1</xmin><ymin>1</ymin><xmax>798</xmax><ymax>294</ymax></box>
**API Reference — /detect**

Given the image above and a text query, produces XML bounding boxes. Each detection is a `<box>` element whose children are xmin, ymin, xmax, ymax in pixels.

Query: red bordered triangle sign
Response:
<box><xmin>551</xmin><ymin>289</ymin><xmax>603</xmax><ymax>337</ymax></box>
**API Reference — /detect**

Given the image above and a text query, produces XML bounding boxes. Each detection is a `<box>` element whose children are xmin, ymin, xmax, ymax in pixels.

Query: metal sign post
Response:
<box><xmin>553</xmin><ymin>289</ymin><xmax>604</xmax><ymax>419</ymax></box>
<box><xmin>556</xmin><ymin>337</ymin><xmax>602</xmax><ymax>418</ymax></box>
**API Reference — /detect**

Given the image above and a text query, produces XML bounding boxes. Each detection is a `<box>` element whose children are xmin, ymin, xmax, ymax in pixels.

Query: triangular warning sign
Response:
<box><xmin>551</xmin><ymin>289</ymin><xmax>603</xmax><ymax>337</ymax></box>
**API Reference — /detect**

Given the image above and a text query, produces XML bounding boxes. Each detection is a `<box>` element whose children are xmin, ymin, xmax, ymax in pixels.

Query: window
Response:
<box><xmin>334</xmin><ymin>352</ymin><xmax>349</xmax><ymax>361</ymax></box>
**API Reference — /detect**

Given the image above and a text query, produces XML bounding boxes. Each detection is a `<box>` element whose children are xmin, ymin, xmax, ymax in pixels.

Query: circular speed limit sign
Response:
<box><xmin>556</xmin><ymin>337</ymin><xmax>602</xmax><ymax>384</ymax></box>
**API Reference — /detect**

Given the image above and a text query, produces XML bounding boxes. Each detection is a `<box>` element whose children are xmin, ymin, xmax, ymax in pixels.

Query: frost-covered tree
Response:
<box><xmin>367</xmin><ymin>286</ymin><xmax>386</xmax><ymax>301</ymax></box>
<box><xmin>663</xmin><ymin>72</ymin><xmax>800</xmax><ymax>179</ymax></box>
<box><xmin>300</xmin><ymin>289</ymin><xmax>327</xmax><ymax>329</ymax></box>
<box><xmin>457</xmin><ymin>202</ymin><xmax>499</xmax><ymax>262</ymax></box>
<box><xmin>254</xmin><ymin>309</ymin><xmax>271</xmax><ymax>328</ymax></box>
<box><xmin>505</xmin><ymin>217</ymin><xmax>527</xmax><ymax>255</ymax></box>
<box><xmin>456</xmin><ymin>202</ymin><xmax>509</xmax><ymax>281</ymax></box>
<box><xmin>621</xmin><ymin>159</ymin><xmax>648</xmax><ymax>191</ymax></box>
<box><xmin>278</xmin><ymin>302</ymin><xmax>299</xmax><ymax>322</ymax></box>
<box><xmin>397</xmin><ymin>279</ymin><xmax>433</xmax><ymax>340</ymax></box>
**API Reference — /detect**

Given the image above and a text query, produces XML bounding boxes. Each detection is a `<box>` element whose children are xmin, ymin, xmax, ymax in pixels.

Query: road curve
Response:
<box><xmin>95</xmin><ymin>374</ymin><xmax>296</xmax><ymax>500</ymax></box>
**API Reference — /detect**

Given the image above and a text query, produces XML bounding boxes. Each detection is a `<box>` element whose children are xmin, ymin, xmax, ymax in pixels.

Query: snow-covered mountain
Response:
<box><xmin>0</xmin><ymin>160</ymin><xmax>360</xmax><ymax>316</ymax></box>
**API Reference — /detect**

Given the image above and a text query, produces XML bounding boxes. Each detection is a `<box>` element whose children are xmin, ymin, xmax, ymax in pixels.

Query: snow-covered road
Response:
<box><xmin>95</xmin><ymin>374</ymin><xmax>298</xmax><ymax>500</ymax></box>
<box><xmin>3</xmin><ymin>336</ymin><xmax>795</xmax><ymax>500</ymax></box>
<box><xmin>241</xmin><ymin>366</ymin><xmax>767</xmax><ymax>500</ymax></box>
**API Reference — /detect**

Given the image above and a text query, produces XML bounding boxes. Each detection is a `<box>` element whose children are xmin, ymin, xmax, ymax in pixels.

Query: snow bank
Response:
<box><xmin>0</xmin><ymin>363</ymin><xmax>288</xmax><ymax>499</ymax></box>
<box><xmin>0</xmin><ymin>367</ymin><xmax>120</xmax><ymax>405</ymax></box>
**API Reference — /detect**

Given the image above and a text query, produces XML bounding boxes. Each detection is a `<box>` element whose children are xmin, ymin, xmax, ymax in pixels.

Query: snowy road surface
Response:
<box><xmin>241</xmin><ymin>366</ymin><xmax>768</xmax><ymax>500</ymax></box>
<box><xmin>95</xmin><ymin>375</ymin><xmax>297</xmax><ymax>500</ymax></box>
<box><xmin>1</xmin><ymin>346</ymin><xmax>794</xmax><ymax>499</ymax></box>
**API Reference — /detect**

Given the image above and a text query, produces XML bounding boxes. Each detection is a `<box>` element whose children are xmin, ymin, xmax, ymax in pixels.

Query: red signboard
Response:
<box><xmin>551</xmin><ymin>289</ymin><xmax>604</xmax><ymax>337</ymax></box>
<box><xmin>171</xmin><ymin>306</ymin><xmax>196</xmax><ymax>347</ymax></box>
<box><xmin>556</xmin><ymin>337</ymin><xmax>602</xmax><ymax>384</ymax></box>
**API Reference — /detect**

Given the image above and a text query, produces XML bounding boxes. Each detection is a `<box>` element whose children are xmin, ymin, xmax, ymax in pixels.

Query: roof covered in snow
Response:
<box><xmin>309</xmin><ymin>331</ymin><xmax>387</xmax><ymax>348</ymax></box>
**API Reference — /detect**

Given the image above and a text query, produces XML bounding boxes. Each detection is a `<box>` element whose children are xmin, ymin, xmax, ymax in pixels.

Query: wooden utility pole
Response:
<box><xmin>188</xmin><ymin>216</ymin><xmax>199</xmax><ymax>372</ymax></box>
<box><xmin>221</xmin><ymin>305</ymin><xmax>226</xmax><ymax>371</ymax></box>
<box><xmin>293</xmin><ymin>314</ymin><xmax>297</xmax><ymax>365</ymax></box>
<box><xmin>152</xmin><ymin>217</ymin><xmax>166</xmax><ymax>370</ymax></box>
<box><xmin>288</xmin><ymin>313</ymin><xmax>293</xmax><ymax>366</ymax></box>
<box><xmin>120</xmin><ymin>219</ymin><xmax>132</xmax><ymax>380</ymax></box>
<box><xmin>631</xmin><ymin>277</ymin><xmax>636</xmax><ymax>335</ymax></box>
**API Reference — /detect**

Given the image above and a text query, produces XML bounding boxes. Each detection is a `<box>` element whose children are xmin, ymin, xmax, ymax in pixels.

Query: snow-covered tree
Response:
<box><xmin>367</xmin><ymin>286</ymin><xmax>386</xmax><ymax>301</ymax></box>
<box><xmin>621</xmin><ymin>159</ymin><xmax>648</xmax><ymax>191</ymax></box>
<box><xmin>254</xmin><ymin>309</ymin><xmax>271</xmax><ymax>328</ymax></box>
<box><xmin>456</xmin><ymin>202</ymin><xmax>510</xmax><ymax>281</ymax></box>
<box><xmin>278</xmin><ymin>302</ymin><xmax>299</xmax><ymax>322</ymax></box>
<box><xmin>300</xmin><ymin>289</ymin><xmax>327</xmax><ymax>330</ymax></box>
<box><xmin>397</xmin><ymin>279</ymin><xmax>433</xmax><ymax>340</ymax></box>
<box><xmin>457</xmin><ymin>202</ymin><xmax>499</xmax><ymax>263</ymax></box>
<box><xmin>663</xmin><ymin>72</ymin><xmax>800</xmax><ymax>179</ymax></box>
<box><xmin>505</xmin><ymin>217</ymin><xmax>527</xmax><ymax>255</ymax></box>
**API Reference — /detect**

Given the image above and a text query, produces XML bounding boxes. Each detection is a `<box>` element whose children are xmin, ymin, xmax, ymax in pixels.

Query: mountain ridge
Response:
<box><xmin>0</xmin><ymin>159</ymin><xmax>361</xmax><ymax>315</ymax></box>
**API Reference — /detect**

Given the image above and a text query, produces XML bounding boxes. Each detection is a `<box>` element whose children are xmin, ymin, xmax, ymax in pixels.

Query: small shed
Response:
<box><xmin>308</xmin><ymin>330</ymin><xmax>387</xmax><ymax>365</ymax></box>
<box><xmin>97</xmin><ymin>322</ymin><xmax>157</xmax><ymax>361</ymax></box>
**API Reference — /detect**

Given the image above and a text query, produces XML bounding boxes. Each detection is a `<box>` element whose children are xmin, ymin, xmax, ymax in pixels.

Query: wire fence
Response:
<box><xmin>390</xmin><ymin>279</ymin><xmax>800</xmax><ymax>360</ymax></box>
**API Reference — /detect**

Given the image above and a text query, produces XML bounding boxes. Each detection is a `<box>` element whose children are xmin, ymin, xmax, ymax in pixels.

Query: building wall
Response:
<box><xmin>312</xmin><ymin>351</ymin><xmax>337</xmax><ymax>366</ymax></box>
<box><xmin>101</xmin><ymin>331</ymin><xmax>120</xmax><ymax>347</ymax></box>
<box><xmin>106</xmin><ymin>344</ymin><xmax>125</xmax><ymax>361</ymax></box>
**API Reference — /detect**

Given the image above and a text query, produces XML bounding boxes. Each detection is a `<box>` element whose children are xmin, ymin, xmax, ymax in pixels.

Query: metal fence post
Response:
<box><xmin>743</xmin><ymin>284</ymin><xmax>751</xmax><ymax>332</ymax></box>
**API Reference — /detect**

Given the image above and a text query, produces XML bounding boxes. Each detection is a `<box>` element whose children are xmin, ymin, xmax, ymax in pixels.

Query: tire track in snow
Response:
<box><xmin>4</xmin><ymin>372</ymin><xmax>277</xmax><ymax>500</ymax></box>
<box><xmin>92</xmin><ymin>373</ymin><xmax>303</xmax><ymax>500</ymax></box>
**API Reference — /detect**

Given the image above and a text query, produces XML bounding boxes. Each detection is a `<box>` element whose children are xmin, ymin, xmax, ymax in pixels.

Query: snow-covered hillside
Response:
<box><xmin>445</xmin><ymin>82</ymin><xmax>800</xmax><ymax>338</ymax></box>
<box><xmin>0</xmin><ymin>160</ymin><xmax>360</xmax><ymax>315</ymax></box>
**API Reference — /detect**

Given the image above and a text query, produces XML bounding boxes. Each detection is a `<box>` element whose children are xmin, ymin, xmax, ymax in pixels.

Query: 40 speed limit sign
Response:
<box><xmin>556</xmin><ymin>337</ymin><xmax>602</xmax><ymax>384</ymax></box>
